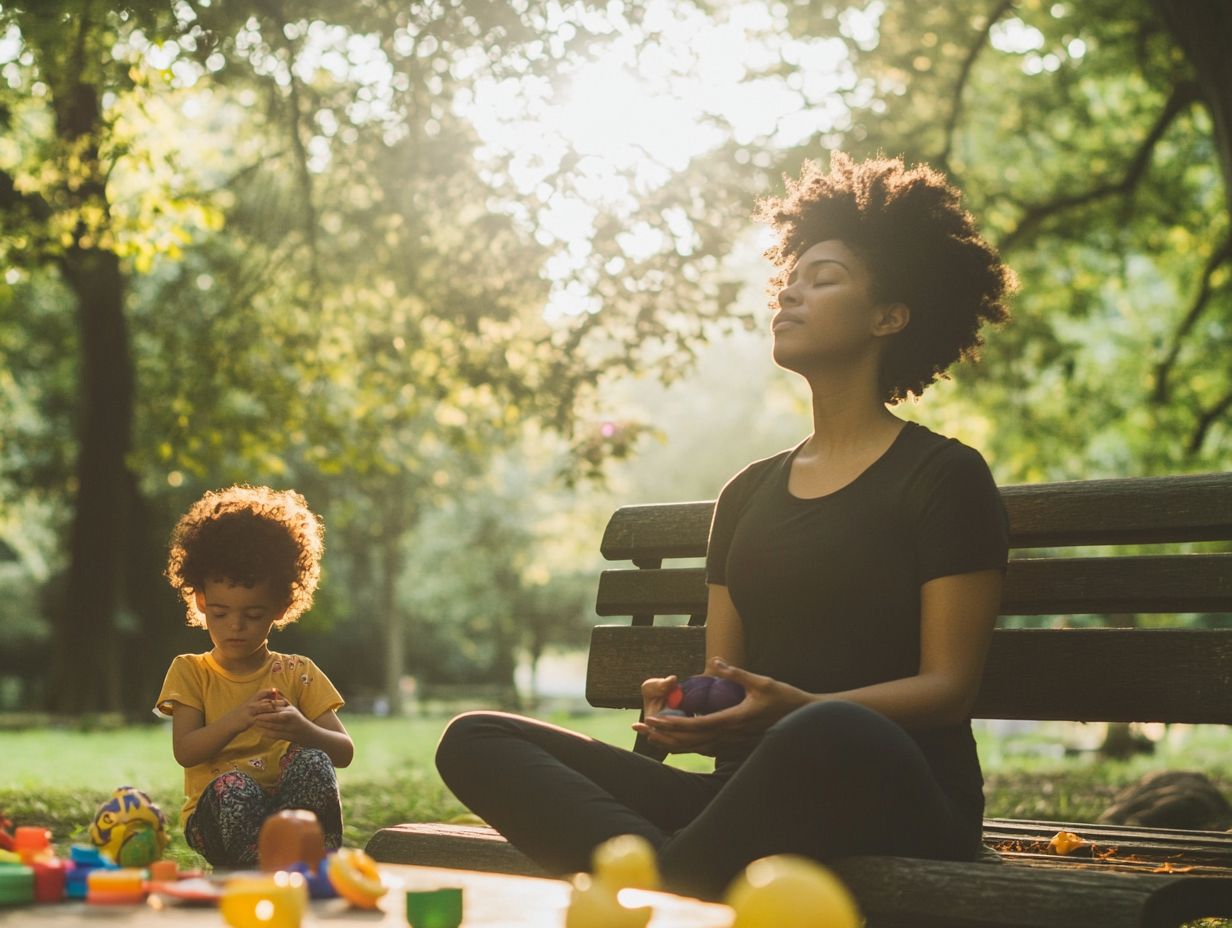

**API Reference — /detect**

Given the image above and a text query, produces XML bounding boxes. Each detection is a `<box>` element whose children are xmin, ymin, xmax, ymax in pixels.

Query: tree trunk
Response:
<box><xmin>380</xmin><ymin>492</ymin><xmax>409</xmax><ymax>717</ymax></box>
<box><xmin>50</xmin><ymin>245</ymin><xmax>133</xmax><ymax>714</ymax></box>
<box><xmin>1151</xmin><ymin>0</ymin><xmax>1232</xmax><ymax>221</ymax></box>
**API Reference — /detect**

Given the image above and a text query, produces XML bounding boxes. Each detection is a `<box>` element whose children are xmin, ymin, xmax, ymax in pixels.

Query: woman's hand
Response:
<box><xmin>640</xmin><ymin>674</ymin><xmax>677</xmax><ymax>722</ymax></box>
<box><xmin>634</xmin><ymin>657</ymin><xmax>815</xmax><ymax>754</ymax></box>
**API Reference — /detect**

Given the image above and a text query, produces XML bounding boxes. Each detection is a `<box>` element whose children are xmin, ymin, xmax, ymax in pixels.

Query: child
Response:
<box><xmin>155</xmin><ymin>485</ymin><xmax>354</xmax><ymax>868</ymax></box>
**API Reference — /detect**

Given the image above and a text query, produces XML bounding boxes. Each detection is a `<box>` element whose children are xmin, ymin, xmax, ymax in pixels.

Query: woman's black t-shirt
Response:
<box><xmin>705</xmin><ymin>420</ymin><xmax>1009</xmax><ymax>825</ymax></box>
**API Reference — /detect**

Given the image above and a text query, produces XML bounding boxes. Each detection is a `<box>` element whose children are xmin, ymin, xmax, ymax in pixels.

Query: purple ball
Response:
<box><xmin>677</xmin><ymin>675</ymin><xmax>745</xmax><ymax>715</ymax></box>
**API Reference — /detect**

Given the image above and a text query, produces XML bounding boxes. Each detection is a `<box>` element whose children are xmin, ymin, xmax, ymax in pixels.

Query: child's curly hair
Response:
<box><xmin>165</xmin><ymin>485</ymin><xmax>324</xmax><ymax>629</ymax></box>
<box><xmin>755</xmin><ymin>152</ymin><xmax>1014</xmax><ymax>403</ymax></box>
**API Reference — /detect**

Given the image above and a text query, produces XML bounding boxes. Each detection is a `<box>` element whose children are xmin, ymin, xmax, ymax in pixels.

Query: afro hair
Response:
<box><xmin>756</xmin><ymin>152</ymin><xmax>1014</xmax><ymax>402</ymax></box>
<box><xmin>165</xmin><ymin>485</ymin><xmax>324</xmax><ymax>629</ymax></box>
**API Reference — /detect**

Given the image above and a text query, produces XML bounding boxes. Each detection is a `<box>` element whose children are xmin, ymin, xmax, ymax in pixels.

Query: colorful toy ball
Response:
<box><xmin>665</xmin><ymin>675</ymin><xmax>745</xmax><ymax>716</ymax></box>
<box><xmin>88</xmin><ymin>786</ymin><xmax>168</xmax><ymax>867</ymax></box>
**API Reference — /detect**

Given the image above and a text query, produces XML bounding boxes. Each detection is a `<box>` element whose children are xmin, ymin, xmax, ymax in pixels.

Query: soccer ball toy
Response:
<box><xmin>89</xmin><ymin>786</ymin><xmax>168</xmax><ymax>867</ymax></box>
<box><xmin>665</xmin><ymin>675</ymin><xmax>745</xmax><ymax>716</ymax></box>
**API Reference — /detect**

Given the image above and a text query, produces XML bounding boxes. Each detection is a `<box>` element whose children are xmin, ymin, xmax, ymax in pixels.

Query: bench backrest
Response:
<box><xmin>586</xmin><ymin>472</ymin><xmax>1232</xmax><ymax>724</ymax></box>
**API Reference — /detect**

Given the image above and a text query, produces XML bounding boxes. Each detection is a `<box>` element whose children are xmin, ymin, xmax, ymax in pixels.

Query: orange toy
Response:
<box><xmin>326</xmin><ymin>848</ymin><xmax>387</xmax><ymax>909</ymax></box>
<box><xmin>258</xmin><ymin>810</ymin><xmax>325</xmax><ymax>873</ymax></box>
<box><xmin>87</xmin><ymin>868</ymin><xmax>145</xmax><ymax>905</ymax></box>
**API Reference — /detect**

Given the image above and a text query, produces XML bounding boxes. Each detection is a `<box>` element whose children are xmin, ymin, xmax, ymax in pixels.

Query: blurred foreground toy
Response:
<box><xmin>405</xmin><ymin>886</ymin><xmax>463</xmax><ymax>928</ymax></box>
<box><xmin>566</xmin><ymin>872</ymin><xmax>652</xmax><ymax>928</ymax></box>
<box><xmin>87</xmin><ymin>867</ymin><xmax>145</xmax><ymax>905</ymax></box>
<box><xmin>10</xmin><ymin>826</ymin><xmax>65</xmax><ymax>903</ymax></box>
<box><xmin>591</xmin><ymin>834</ymin><xmax>659</xmax><ymax>892</ymax></box>
<box><xmin>665</xmin><ymin>676</ymin><xmax>744</xmax><ymax>716</ymax></box>
<box><xmin>65</xmin><ymin>844</ymin><xmax>117</xmax><ymax>899</ymax></box>
<box><xmin>259</xmin><ymin>810</ymin><xmax>325</xmax><ymax>873</ymax></box>
<box><xmin>0</xmin><ymin>862</ymin><xmax>34</xmax><ymax>906</ymax></box>
<box><xmin>89</xmin><ymin>786</ymin><xmax>168</xmax><ymax>866</ymax></box>
<box><xmin>327</xmin><ymin>847</ymin><xmax>387</xmax><ymax>908</ymax></box>
<box><xmin>222</xmin><ymin>871</ymin><xmax>307</xmax><ymax>928</ymax></box>
<box><xmin>725</xmin><ymin>855</ymin><xmax>860</xmax><ymax>928</ymax></box>
<box><xmin>0</xmin><ymin>815</ymin><xmax>16</xmax><ymax>852</ymax></box>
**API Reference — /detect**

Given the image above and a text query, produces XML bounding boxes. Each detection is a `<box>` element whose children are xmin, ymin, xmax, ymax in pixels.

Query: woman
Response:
<box><xmin>435</xmin><ymin>152</ymin><xmax>1014</xmax><ymax>900</ymax></box>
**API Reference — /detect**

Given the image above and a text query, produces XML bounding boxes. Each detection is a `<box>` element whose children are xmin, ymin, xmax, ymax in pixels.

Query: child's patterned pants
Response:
<box><xmin>184</xmin><ymin>746</ymin><xmax>343</xmax><ymax>868</ymax></box>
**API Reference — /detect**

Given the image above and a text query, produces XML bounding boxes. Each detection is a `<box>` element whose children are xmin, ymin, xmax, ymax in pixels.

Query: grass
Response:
<box><xmin>1</xmin><ymin>712</ymin><xmax>1230</xmax><ymax>924</ymax></box>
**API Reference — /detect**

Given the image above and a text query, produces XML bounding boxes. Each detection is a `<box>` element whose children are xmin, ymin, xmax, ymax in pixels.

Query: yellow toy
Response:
<box><xmin>565</xmin><ymin>872</ymin><xmax>652</xmax><ymax>928</ymax></box>
<box><xmin>326</xmin><ymin>847</ymin><xmax>387</xmax><ymax>909</ymax></box>
<box><xmin>591</xmin><ymin>834</ymin><xmax>660</xmax><ymax>892</ymax></box>
<box><xmin>725</xmin><ymin>855</ymin><xmax>861</xmax><ymax>928</ymax></box>
<box><xmin>221</xmin><ymin>872</ymin><xmax>308</xmax><ymax>928</ymax></box>
<box><xmin>88</xmin><ymin>786</ymin><xmax>168</xmax><ymax>867</ymax></box>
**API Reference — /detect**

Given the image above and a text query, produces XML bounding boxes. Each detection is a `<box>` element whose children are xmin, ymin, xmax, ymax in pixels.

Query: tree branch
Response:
<box><xmin>1188</xmin><ymin>388</ymin><xmax>1232</xmax><ymax>458</ymax></box>
<box><xmin>999</xmin><ymin>81</ymin><xmax>1201</xmax><ymax>252</ymax></box>
<box><xmin>255</xmin><ymin>0</ymin><xmax>321</xmax><ymax>301</ymax></box>
<box><xmin>1151</xmin><ymin>235</ymin><xmax>1232</xmax><ymax>404</ymax></box>
<box><xmin>935</xmin><ymin>0</ymin><xmax>1016</xmax><ymax>174</ymax></box>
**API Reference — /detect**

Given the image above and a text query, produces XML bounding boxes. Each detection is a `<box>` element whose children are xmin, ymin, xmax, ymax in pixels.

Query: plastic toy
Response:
<box><xmin>65</xmin><ymin>843</ymin><xmax>117</xmax><ymax>899</ymax></box>
<box><xmin>724</xmin><ymin>854</ymin><xmax>860</xmax><ymax>928</ymax></box>
<box><xmin>148</xmin><ymin>859</ymin><xmax>179</xmax><ymax>883</ymax></box>
<box><xmin>327</xmin><ymin>847</ymin><xmax>387</xmax><ymax>909</ymax></box>
<box><xmin>0</xmin><ymin>813</ymin><xmax>14</xmax><ymax>851</ymax></box>
<box><xmin>89</xmin><ymin>786</ymin><xmax>168</xmax><ymax>867</ymax></box>
<box><xmin>665</xmin><ymin>675</ymin><xmax>745</xmax><ymax>716</ymax></box>
<box><xmin>87</xmin><ymin>867</ymin><xmax>146</xmax><ymax>905</ymax></box>
<box><xmin>590</xmin><ymin>834</ymin><xmax>659</xmax><ymax>892</ymax></box>
<box><xmin>31</xmin><ymin>857</ymin><xmax>66</xmax><ymax>903</ymax></box>
<box><xmin>565</xmin><ymin>872</ymin><xmax>652</xmax><ymax>928</ymax></box>
<box><xmin>287</xmin><ymin>858</ymin><xmax>337</xmax><ymax>899</ymax></box>
<box><xmin>404</xmin><ymin>886</ymin><xmax>463</xmax><ymax>928</ymax></box>
<box><xmin>258</xmin><ymin>809</ymin><xmax>325</xmax><ymax>873</ymax></box>
<box><xmin>0</xmin><ymin>863</ymin><xmax>34</xmax><ymax>906</ymax></box>
<box><xmin>13</xmin><ymin>826</ymin><xmax>50</xmax><ymax>863</ymax></box>
<box><xmin>221</xmin><ymin>871</ymin><xmax>307</xmax><ymax>928</ymax></box>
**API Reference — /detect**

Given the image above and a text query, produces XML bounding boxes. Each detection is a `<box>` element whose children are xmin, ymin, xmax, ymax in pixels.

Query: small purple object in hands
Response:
<box><xmin>667</xmin><ymin>675</ymin><xmax>745</xmax><ymax>716</ymax></box>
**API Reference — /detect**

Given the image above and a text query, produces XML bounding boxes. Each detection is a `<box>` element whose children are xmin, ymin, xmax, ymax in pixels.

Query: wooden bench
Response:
<box><xmin>368</xmin><ymin>471</ymin><xmax>1232</xmax><ymax>927</ymax></box>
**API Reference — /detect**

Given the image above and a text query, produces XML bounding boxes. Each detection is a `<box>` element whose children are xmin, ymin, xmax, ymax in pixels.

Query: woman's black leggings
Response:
<box><xmin>435</xmin><ymin>700</ymin><xmax>978</xmax><ymax>900</ymax></box>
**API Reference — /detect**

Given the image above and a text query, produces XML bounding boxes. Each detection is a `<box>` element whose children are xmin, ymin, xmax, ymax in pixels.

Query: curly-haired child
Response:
<box><xmin>154</xmin><ymin>485</ymin><xmax>353</xmax><ymax>868</ymax></box>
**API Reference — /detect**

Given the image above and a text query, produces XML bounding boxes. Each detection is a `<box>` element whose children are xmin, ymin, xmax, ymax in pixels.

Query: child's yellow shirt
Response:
<box><xmin>154</xmin><ymin>651</ymin><xmax>344</xmax><ymax>822</ymax></box>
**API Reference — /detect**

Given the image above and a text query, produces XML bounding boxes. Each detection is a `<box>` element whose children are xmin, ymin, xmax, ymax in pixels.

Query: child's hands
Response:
<box><xmin>224</xmin><ymin>687</ymin><xmax>289</xmax><ymax>735</ymax></box>
<box><xmin>251</xmin><ymin>703</ymin><xmax>312</xmax><ymax>744</ymax></box>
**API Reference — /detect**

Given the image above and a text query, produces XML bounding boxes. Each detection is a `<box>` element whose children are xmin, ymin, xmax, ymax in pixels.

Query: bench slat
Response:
<box><xmin>599</xmin><ymin>472</ymin><xmax>1232</xmax><ymax>560</ymax></box>
<box><xmin>586</xmin><ymin>626</ymin><xmax>1232</xmax><ymax>723</ymax></box>
<box><xmin>595</xmin><ymin>554</ymin><xmax>1232</xmax><ymax>618</ymax></box>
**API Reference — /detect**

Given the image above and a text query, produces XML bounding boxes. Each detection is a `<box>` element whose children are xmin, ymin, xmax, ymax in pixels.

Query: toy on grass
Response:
<box><xmin>10</xmin><ymin>826</ymin><xmax>66</xmax><ymax>903</ymax></box>
<box><xmin>88</xmin><ymin>786</ymin><xmax>168</xmax><ymax>867</ymax></box>
<box><xmin>663</xmin><ymin>675</ymin><xmax>745</xmax><ymax>717</ymax></box>
<box><xmin>221</xmin><ymin>871</ymin><xmax>308</xmax><ymax>928</ymax></box>
<box><xmin>65</xmin><ymin>844</ymin><xmax>117</xmax><ymax>899</ymax></box>
<box><xmin>86</xmin><ymin>868</ymin><xmax>146</xmax><ymax>905</ymax></box>
<box><xmin>724</xmin><ymin>854</ymin><xmax>860</xmax><ymax>928</ymax></box>
<box><xmin>327</xmin><ymin>847</ymin><xmax>388</xmax><ymax>909</ymax></box>
<box><xmin>591</xmin><ymin>834</ymin><xmax>659</xmax><ymax>892</ymax></box>
<box><xmin>0</xmin><ymin>863</ymin><xmax>34</xmax><ymax>906</ymax></box>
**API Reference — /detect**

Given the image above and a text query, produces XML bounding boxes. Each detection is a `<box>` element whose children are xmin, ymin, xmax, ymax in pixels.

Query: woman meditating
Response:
<box><xmin>436</xmin><ymin>152</ymin><xmax>1014</xmax><ymax>900</ymax></box>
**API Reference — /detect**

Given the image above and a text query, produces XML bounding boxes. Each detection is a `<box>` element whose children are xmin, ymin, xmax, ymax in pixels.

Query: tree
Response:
<box><xmin>0</xmin><ymin>0</ymin><xmax>748</xmax><ymax>714</ymax></box>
